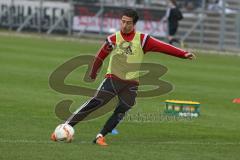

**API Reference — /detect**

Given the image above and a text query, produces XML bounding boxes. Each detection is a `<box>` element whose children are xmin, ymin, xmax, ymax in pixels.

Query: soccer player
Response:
<box><xmin>51</xmin><ymin>8</ymin><xmax>195</xmax><ymax>146</ymax></box>
<box><xmin>163</xmin><ymin>0</ymin><xmax>183</xmax><ymax>45</ymax></box>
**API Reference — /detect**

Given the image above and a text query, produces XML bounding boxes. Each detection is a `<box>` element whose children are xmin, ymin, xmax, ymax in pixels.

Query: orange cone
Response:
<box><xmin>233</xmin><ymin>98</ymin><xmax>240</xmax><ymax>104</ymax></box>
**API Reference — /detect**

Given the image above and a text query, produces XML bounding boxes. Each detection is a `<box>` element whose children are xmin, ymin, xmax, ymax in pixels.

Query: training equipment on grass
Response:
<box><xmin>164</xmin><ymin>100</ymin><xmax>200</xmax><ymax>117</ymax></box>
<box><xmin>232</xmin><ymin>98</ymin><xmax>240</xmax><ymax>104</ymax></box>
<box><xmin>53</xmin><ymin>124</ymin><xmax>75</xmax><ymax>142</ymax></box>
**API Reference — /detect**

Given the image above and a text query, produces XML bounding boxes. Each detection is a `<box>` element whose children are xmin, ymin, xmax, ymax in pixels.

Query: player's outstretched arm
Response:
<box><xmin>143</xmin><ymin>36</ymin><xmax>194</xmax><ymax>59</ymax></box>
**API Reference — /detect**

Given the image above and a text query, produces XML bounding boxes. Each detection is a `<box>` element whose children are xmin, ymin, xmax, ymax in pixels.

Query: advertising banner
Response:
<box><xmin>0</xmin><ymin>0</ymin><xmax>70</xmax><ymax>29</ymax></box>
<box><xmin>73</xmin><ymin>4</ymin><xmax>167</xmax><ymax>37</ymax></box>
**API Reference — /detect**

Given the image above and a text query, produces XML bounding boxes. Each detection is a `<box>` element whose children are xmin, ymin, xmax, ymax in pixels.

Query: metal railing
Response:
<box><xmin>178</xmin><ymin>0</ymin><xmax>240</xmax><ymax>51</ymax></box>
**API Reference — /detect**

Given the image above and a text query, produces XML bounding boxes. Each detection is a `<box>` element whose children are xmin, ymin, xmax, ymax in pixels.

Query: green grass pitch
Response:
<box><xmin>0</xmin><ymin>33</ymin><xmax>240</xmax><ymax>160</ymax></box>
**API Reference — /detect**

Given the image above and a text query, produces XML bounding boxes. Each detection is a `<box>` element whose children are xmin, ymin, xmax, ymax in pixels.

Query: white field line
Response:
<box><xmin>0</xmin><ymin>139</ymin><xmax>239</xmax><ymax>146</ymax></box>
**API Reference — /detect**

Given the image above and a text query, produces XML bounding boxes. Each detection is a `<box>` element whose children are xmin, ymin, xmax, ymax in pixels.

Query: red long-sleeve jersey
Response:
<box><xmin>90</xmin><ymin>30</ymin><xmax>189</xmax><ymax>81</ymax></box>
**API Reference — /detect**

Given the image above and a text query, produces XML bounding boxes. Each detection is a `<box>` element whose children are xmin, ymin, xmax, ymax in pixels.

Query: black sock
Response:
<box><xmin>100</xmin><ymin>112</ymin><xmax>125</xmax><ymax>136</ymax></box>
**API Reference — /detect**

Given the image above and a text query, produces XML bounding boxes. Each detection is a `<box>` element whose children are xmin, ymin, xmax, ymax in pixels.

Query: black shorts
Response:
<box><xmin>97</xmin><ymin>78</ymin><xmax>138</xmax><ymax>107</ymax></box>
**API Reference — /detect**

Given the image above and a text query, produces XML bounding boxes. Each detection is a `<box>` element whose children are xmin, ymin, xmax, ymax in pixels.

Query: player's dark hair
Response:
<box><xmin>170</xmin><ymin>0</ymin><xmax>177</xmax><ymax>6</ymax></box>
<box><xmin>121</xmin><ymin>8</ymin><xmax>139</xmax><ymax>25</ymax></box>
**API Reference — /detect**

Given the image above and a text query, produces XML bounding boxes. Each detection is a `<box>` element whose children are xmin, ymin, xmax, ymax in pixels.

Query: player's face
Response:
<box><xmin>121</xmin><ymin>16</ymin><xmax>134</xmax><ymax>34</ymax></box>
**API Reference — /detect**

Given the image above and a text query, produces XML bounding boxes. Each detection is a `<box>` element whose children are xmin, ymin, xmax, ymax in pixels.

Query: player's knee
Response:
<box><xmin>114</xmin><ymin>104</ymin><xmax>131</xmax><ymax>114</ymax></box>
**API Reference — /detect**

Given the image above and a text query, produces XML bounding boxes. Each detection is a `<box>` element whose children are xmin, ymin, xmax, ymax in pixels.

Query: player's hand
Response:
<box><xmin>83</xmin><ymin>72</ymin><xmax>96</xmax><ymax>82</ymax></box>
<box><xmin>89</xmin><ymin>73</ymin><xmax>97</xmax><ymax>80</ymax></box>
<box><xmin>185</xmin><ymin>52</ymin><xmax>196</xmax><ymax>60</ymax></box>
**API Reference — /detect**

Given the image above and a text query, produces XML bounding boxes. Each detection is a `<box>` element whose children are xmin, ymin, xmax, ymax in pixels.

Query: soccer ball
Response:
<box><xmin>53</xmin><ymin>124</ymin><xmax>74</xmax><ymax>142</ymax></box>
